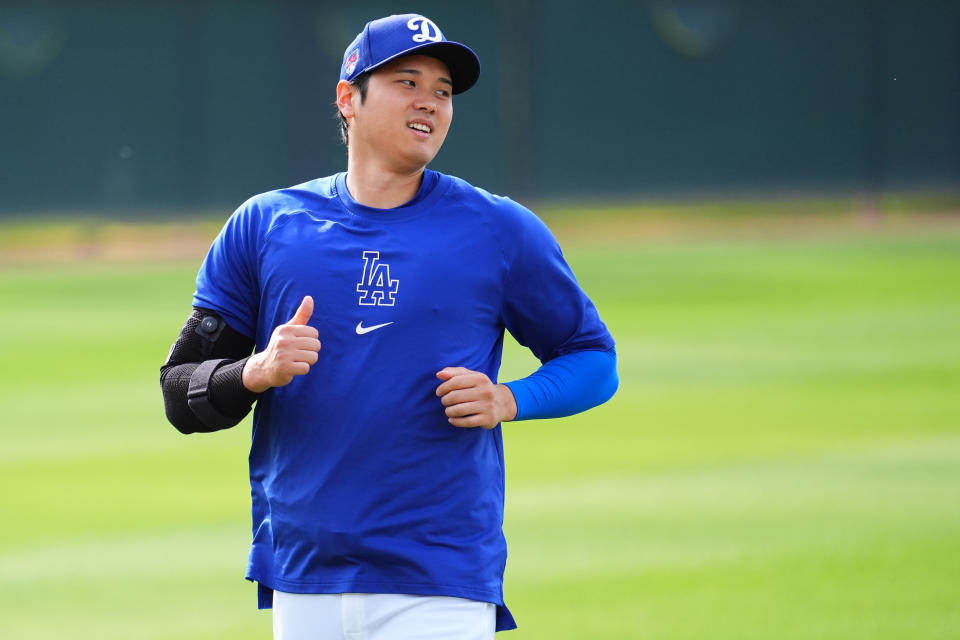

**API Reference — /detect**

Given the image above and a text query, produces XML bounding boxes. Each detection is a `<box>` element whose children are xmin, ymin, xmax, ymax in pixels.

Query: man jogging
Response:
<box><xmin>161</xmin><ymin>13</ymin><xmax>617</xmax><ymax>639</ymax></box>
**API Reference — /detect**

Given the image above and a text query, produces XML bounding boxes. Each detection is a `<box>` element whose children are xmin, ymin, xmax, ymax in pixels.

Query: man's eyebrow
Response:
<box><xmin>394</xmin><ymin>68</ymin><xmax>453</xmax><ymax>87</ymax></box>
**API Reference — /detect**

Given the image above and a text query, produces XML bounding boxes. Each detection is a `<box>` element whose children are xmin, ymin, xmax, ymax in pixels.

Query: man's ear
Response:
<box><xmin>336</xmin><ymin>80</ymin><xmax>356</xmax><ymax>119</ymax></box>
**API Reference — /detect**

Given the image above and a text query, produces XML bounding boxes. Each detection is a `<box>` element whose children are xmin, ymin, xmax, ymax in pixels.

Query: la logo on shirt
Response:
<box><xmin>356</xmin><ymin>251</ymin><xmax>399</xmax><ymax>307</ymax></box>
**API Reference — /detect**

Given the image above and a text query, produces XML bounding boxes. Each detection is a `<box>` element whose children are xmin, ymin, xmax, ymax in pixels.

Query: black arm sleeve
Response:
<box><xmin>160</xmin><ymin>308</ymin><xmax>260</xmax><ymax>434</ymax></box>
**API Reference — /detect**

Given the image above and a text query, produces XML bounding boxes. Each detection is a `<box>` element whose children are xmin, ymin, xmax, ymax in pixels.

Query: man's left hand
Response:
<box><xmin>435</xmin><ymin>367</ymin><xmax>518</xmax><ymax>429</ymax></box>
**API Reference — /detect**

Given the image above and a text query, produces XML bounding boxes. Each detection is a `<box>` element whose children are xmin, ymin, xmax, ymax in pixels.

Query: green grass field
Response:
<box><xmin>1</xmin><ymin>212</ymin><xmax>958</xmax><ymax>638</ymax></box>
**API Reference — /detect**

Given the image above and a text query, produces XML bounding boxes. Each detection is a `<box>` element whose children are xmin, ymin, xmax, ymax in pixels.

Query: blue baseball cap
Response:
<box><xmin>340</xmin><ymin>14</ymin><xmax>481</xmax><ymax>94</ymax></box>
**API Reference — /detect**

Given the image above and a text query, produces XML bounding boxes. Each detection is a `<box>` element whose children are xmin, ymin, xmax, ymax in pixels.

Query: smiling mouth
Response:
<box><xmin>408</xmin><ymin>122</ymin><xmax>432</xmax><ymax>134</ymax></box>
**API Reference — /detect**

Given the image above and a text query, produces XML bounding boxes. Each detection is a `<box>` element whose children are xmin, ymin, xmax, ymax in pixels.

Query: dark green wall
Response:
<box><xmin>0</xmin><ymin>0</ymin><xmax>957</xmax><ymax>213</ymax></box>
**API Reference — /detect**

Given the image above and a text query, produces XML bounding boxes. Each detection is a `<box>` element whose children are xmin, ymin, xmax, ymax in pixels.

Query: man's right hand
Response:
<box><xmin>242</xmin><ymin>296</ymin><xmax>321</xmax><ymax>393</ymax></box>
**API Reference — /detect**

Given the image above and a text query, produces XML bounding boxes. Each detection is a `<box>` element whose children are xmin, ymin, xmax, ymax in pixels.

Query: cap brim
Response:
<box><xmin>359</xmin><ymin>41</ymin><xmax>481</xmax><ymax>94</ymax></box>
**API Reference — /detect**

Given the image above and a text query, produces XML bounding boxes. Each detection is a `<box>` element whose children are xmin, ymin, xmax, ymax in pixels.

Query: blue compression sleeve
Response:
<box><xmin>504</xmin><ymin>348</ymin><xmax>618</xmax><ymax>421</ymax></box>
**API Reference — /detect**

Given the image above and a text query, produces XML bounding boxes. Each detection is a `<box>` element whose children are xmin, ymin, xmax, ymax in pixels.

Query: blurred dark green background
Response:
<box><xmin>1</xmin><ymin>0</ymin><xmax>958</xmax><ymax>213</ymax></box>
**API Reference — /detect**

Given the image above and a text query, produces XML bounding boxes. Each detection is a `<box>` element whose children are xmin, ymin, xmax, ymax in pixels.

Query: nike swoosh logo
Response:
<box><xmin>355</xmin><ymin>321</ymin><xmax>394</xmax><ymax>335</ymax></box>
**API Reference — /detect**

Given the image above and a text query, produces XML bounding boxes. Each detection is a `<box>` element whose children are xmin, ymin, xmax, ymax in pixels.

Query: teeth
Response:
<box><xmin>408</xmin><ymin>123</ymin><xmax>431</xmax><ymax>133</ymax></box>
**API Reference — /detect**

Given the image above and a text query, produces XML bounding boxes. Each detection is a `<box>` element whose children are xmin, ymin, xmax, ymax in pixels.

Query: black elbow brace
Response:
<box><xmin>160</xmin><ymin>309</ymin><xmax>259</xmax><ymax>434</ymax></box>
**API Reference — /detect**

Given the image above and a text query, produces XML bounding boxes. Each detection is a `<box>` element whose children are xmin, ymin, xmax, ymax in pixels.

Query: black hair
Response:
<box><xmin>336</xmin><ymin>71</ymin><xmax>372</xmax><ymax>146</ymax></box>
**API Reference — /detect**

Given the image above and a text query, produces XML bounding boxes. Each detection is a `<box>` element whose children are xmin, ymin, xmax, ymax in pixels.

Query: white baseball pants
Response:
<box><xmin>272</xmin><ymin>591</ymin><xmax>496</xmax><ymax>640</ymax></box>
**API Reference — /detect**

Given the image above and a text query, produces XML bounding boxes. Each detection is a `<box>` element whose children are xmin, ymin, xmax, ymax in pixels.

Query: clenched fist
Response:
<box><xmin>242</xmin><ymin>296</ymin><xmax>321</xmax><ymax>393</ymax></box>
<box><xmin>435</xmin><ymin>367</ymin><xmax>518</xmax><ymax>429</ymax></box>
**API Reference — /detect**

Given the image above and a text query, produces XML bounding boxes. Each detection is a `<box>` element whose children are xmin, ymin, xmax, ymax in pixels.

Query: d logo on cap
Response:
<box><xmin>407</xmin><ymin>16</ymin><xmax>443</xmax><ymax>43</ymax></box>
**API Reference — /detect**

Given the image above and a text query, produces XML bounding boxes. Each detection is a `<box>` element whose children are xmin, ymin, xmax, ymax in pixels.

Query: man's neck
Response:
<box><xmin>345</xmin><ymin>154</ymin><xmax>425</xmax><ymax>210</ymax></box>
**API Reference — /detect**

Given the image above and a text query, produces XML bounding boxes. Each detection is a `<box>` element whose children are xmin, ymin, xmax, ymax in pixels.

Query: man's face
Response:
<box><xmin>344</xmin><ymin>54</ymin><xmax>454</xmax><ymax>171</ymax></box>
